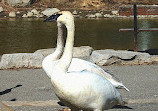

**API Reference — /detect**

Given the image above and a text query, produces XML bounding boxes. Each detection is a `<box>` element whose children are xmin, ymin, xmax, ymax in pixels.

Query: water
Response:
<box><xmin>0</xmin><ymin>18</ymin><xmax>157</xmax><ymax>55</ymax></box>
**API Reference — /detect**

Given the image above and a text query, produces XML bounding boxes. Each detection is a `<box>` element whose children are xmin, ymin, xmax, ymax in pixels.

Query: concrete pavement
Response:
<box><xmin>0</xmin><ymin>65</ymin><xmax>158</xmax><ymax>111</ymax></box>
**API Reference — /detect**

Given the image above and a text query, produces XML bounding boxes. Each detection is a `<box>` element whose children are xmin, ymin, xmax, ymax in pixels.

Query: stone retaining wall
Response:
<box><xmin>119</xmin><ymin>5</ymin><xmax>158</xmax><ymax>16</ymax></box>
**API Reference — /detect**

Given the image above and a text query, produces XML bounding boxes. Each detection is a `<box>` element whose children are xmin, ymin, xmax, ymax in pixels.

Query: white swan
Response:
<box><xmin>43</xmin><ymin>11</ymin><xmax>126</xmax><ymax>111</ymax></box>
<box><xmin>43</xmin><ymin>13</ymin><xmax>129</xmax><ymax>92</ymax></box>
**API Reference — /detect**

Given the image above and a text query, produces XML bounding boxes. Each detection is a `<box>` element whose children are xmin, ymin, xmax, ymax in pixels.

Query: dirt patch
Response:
<box><xmin>38</xmin><ymin>0</ymin><xmax>158</xmax><ymax>10</ymax></box>
<box><xmin>1</xmin><ymin>0</ymin><xmax>158</xmax><ymax>12</ymax></box>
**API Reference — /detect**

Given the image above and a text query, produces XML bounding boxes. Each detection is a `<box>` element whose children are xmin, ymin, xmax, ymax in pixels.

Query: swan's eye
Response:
<box><xmin>44</xmin><ymin>14</ymin><xmax>62</xmax><ymax>22</ymax></box>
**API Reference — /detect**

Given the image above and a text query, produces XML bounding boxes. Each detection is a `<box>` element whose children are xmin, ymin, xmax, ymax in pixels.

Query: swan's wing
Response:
<box><xmin>68</xmin><ymin>58</ymin><xmax>129</xmax><ymax>91</ymax></box>
<box><xmin>102</xmin><ymin>68</ymin><xmax>121</xmax><ymax>82</ymax></box>
<box><xmin>102</xmin><ymin>69</ymin><xmax>129</xmax><ymax>91</ymax></box>
<box><xmin>69</xmin><ymin>58</ymin><xmax>117</xmax><ymax>80</ymax></box>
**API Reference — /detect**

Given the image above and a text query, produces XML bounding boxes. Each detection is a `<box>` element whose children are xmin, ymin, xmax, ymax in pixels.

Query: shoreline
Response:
<box><xmin>0</xmin><ymin>6</ymin><xmax>158</xmax><ymax>19</ymax></box>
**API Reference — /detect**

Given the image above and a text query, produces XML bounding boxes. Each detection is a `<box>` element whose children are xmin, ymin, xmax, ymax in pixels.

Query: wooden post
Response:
<box><xmin>119</xmin><ymin>4</ymin><xmax>158</xmax><ymax>52</ymax></box>
<box><xmin>133</xmin><ymin>3</ymin><xmax>138</xmax><ymax>52</ymax></box>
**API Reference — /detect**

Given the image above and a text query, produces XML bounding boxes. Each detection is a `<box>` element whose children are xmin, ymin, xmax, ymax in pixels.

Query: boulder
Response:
<box><xmin>16</xmin><ymin>11</ymin><xmax>20</xmax><ymax>14</ymax></box>
<box><xmin>0</xmin><ymin>7</ymin><xmax>3</xmax><ymax>13</ymax></box>
<box><xmin>34</xmin><ymin>48</ymin><xmax>56</xmax><ymax>57</ymax></box>
<box><xmin>31</xmin><ymin>9</ymin><xmax>39</xmax><ymax>15</ymax></box>
<box><xmin>34</xmin><ymin>14</ymin><xmax>43</xmax><ymax>18</ymax></box>
<box><xmin>9</xmin><ymin>11</ymin><xmax>16</xmax><ymax>17</ymax></box>
<box><xmin>22</xmin><ymin>14</ymin><xmax>28</xmax><ymax>18</ymax></box>
<box><xmin>41</xmin><ymin>8</ymin><xmax>60</xmax><ymax>17</ymax></box>
<box><xmin>34</xmin><ymin>46</ymin><xmax>93</xmax><ymax>58</ymax></box>
<box><xmin>90</xmin><ymin>49</ymin><xmax>151</xmax><ymax>66</ymax></box>
<box><xmin>36</xmin><ymin>14</ymin><xmax>44</xmax><ymax>18</ymax></box>
<box><xmin>7</xmin><ymin>0</ymin><xmax>31</xmax><ymax>6</ymax></box>
<box><xmin>73</xmin><ymin>46</ymin><xmax>93</xmax><ymax>58</ymax></box>
<box><xmin>95</xmin><ymin>13</ymin><xmax>102</xmax><ymax>18</ymax></box>
<box><xmin>104</xmin><ymin>14</ymin><xmax>111</xmax><ymax>17</ymax></box>
<box><xmin>86</xmin><ymin>14</ymin><xmax>95</xmax><ymax>18</ymax></box>
<box><xmin>72</xmin><ymin>10</ymin><xmax>77</xmax><ymax>15</ymax></box>
<box><xmin>27</xmin><ymin>12</ymin><xmax>33</xmax><ymax>17</ymax></box>
<box><xmin>150</xmin><ymin>55</ymin><xmax>158</xmax><ymax>62</ymax></box>
<box><xmin>0</xmin><ymin>53</ymin><xmax>44</xmax><ymax>69</ymax></box>
<box><xmin>111</xmin><ymin>10</ymin><xmax>119</xmax><ymax>15</ymax></box>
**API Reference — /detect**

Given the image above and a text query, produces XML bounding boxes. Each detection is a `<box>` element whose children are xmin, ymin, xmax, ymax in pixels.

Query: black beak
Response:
<box><xmin>44</xmin><ymin>14</ymin><xmax>62</xmax><ymax>22</ymax></box>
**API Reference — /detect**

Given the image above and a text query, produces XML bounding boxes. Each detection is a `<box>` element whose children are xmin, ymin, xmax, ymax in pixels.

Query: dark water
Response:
<box><xmin>0</xmin><ymin>18</ymin><xmax>157</xmax><ymax>55</ymax></box>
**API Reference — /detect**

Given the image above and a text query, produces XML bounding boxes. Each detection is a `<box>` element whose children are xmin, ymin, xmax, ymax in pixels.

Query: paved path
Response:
<box><xmin>0</xmin><ymin>65</ymin><xmax>158</xmax><ymax>111</ymax></box>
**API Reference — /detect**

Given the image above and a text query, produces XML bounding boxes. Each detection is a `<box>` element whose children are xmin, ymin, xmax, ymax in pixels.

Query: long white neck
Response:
<box><xmin>59</xmin><ymin>19</ymin><xmax>75</xmax><ymax>72</ymax></box>
<box><xmin>49</xmin><ymin>22</ymin><xmax>64</xmax><ymax>61</ymax></box>
<box><xmin>57</xmin><ymin>22</ymin><xmax>64</xmax><ymax>52</ymax></box>
<box><xmin>42</xmin><ymin>22</ymin><xmax>64</xmax><ymax>76</ymax></box>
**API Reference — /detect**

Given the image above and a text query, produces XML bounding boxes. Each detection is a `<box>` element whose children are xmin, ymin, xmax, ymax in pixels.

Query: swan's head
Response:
<box><xmin>44</xmin><ymin>11</ymin><xmax>74</xmax><ymax>29</ymax></box>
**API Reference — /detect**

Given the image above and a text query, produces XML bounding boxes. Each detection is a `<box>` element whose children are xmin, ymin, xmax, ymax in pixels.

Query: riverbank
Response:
<box><xmin>0</xmin><ymin>8</ymin><xmax>158</xmax><ymax>19</ymax></box>
<box><xmin>0</xmin><ymin>3</ymin><xmax>158</xmax><ymax>19</ymax></box>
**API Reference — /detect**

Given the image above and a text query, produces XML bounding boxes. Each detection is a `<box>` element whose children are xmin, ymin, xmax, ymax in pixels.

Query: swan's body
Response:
<box><xmin>43</xmin><ymin>11</ymin><xmax>125</xmax><ymax>111</ymax></box>
<box><xmin>52</xmin><ymin>66</ymin><xmax>125</xmax><ymax>110</ymax></box>
<box><xmin>43</xmin><ymin>13</ymin><xmax>129</xmax><ymax>92</ymax></box>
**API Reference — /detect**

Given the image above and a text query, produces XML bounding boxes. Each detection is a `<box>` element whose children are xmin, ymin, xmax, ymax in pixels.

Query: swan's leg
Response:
<box><xmin>117</xmin><ymin>97</ymin><xmax>126</xmax><ymax>106</ymax></box>
<box><xmin>119</xmin><ymin>100</ymin><xmax>128</xmax><ymax>106</ymax></box>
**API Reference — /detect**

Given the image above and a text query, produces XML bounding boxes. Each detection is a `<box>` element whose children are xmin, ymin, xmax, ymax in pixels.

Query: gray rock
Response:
<box><xmin>34</xmin><ymin>14</ymin><xmax>43</xmax><ymax>18</ymax></box>
<box><xmin>111</xmin><ymin>10</ymin><xmax>119</xmax><ymax>15</ymax></box>
<box><xmin>0</xmin><ymin>7</ymin><xmax>3</xmax><ymax>13</ymax></box>
<box><xmin>9</xmin><ymin>11</ymin><xmax>16</xmax><ymax>17</ymax></box>
<box><xmin>90</xmin><ymin>49</ymin><xmax>151</xmax><ymax>66</ymax></box>
<box><xmin>95</xmin><ymin>13</ymin><xmax>102</xmax><ymax>18</ymax></box>
<box><xmin>150</xmin><ymin>55</ymin><xmax>158</xmax><ymax>62</ymax></box>
<box><xmin>104</xmin><ymin>14</ymin><xmax>116</xmax><ymax>18</ymax></box>
<box><xmin>34</xmin><ymin>48</ymin><xmax>56</xmax><ymax>57</ymax></box>
<box><xmin>72</xmin><ymin>10</ymin><xmax>77</xmax><ymax>15</ymax></box>
<box><xmin>16</xmin><ymin>11</ymin><xmax>20</xmax><ymax>14</ymax></box>
<box><xmin>0</xmin><ymin>53</ymin><xmax>44</xmax><ymax>69</ymax></box>
<box><xmin>39</xmin><ymin>14</ymin><xmax>44</xmax><ymax>18</ymax></box>
<box><xmin>73</xmin><ymin>46</ymin><xmax>93</xmax><ymax>58</ymax></box>
<box><xmin>90</xmin><ymin>50</ymin><xmax>111</xmax><ymax>66</ymax></box>
<box><xmin>41</xmin><ymin>8</ymin><xmax>60</xmax><ymax>17</ymax></box>
<box><xmin>31</xmin><ymin>9</ymin><xmax>39</xmax><ymax>15</ymax></box>
<box><xmin>22</xmin><ymin>14</ymin><xmax>28</xmax><ymax>18</ymax></box>
<box><xmin>7</xmin><ymin>0</ymin><xmax>31</xmax><ymax>6</ymax></box>
<box><xmin>87</xmin><ymin>14</ymin><xmax>96</xmax><ymax>18</ymax></box>
<box><xmin>104</xmin><ymin>14</ymin><xmax>111</xmax><ymax>18</ymax></box>
<box><xmin>34</xmin><ymin>46</ymin><xmax>93</xmax><ymax>58</ymax></box>
<box><xmin>27</xmin><ymin>12</ymin><xmax>33</xmax><ymax>17</ymax></box>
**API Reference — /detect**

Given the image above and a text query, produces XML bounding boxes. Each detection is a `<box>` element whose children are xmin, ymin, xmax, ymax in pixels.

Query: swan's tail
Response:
<box><xmin>122</xmin><ymin>85</ymin><xmax>130</xmax><ymax>92</ymax></box>
<box><xmin>119</xmin><ymin>84</ymin><xmax>130</xmax><ymax>92</ymax></box>
<box><xmin>103</xmin><ymin>70</ymin><xmax>129</xmax><ymax>92</ymax></box>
